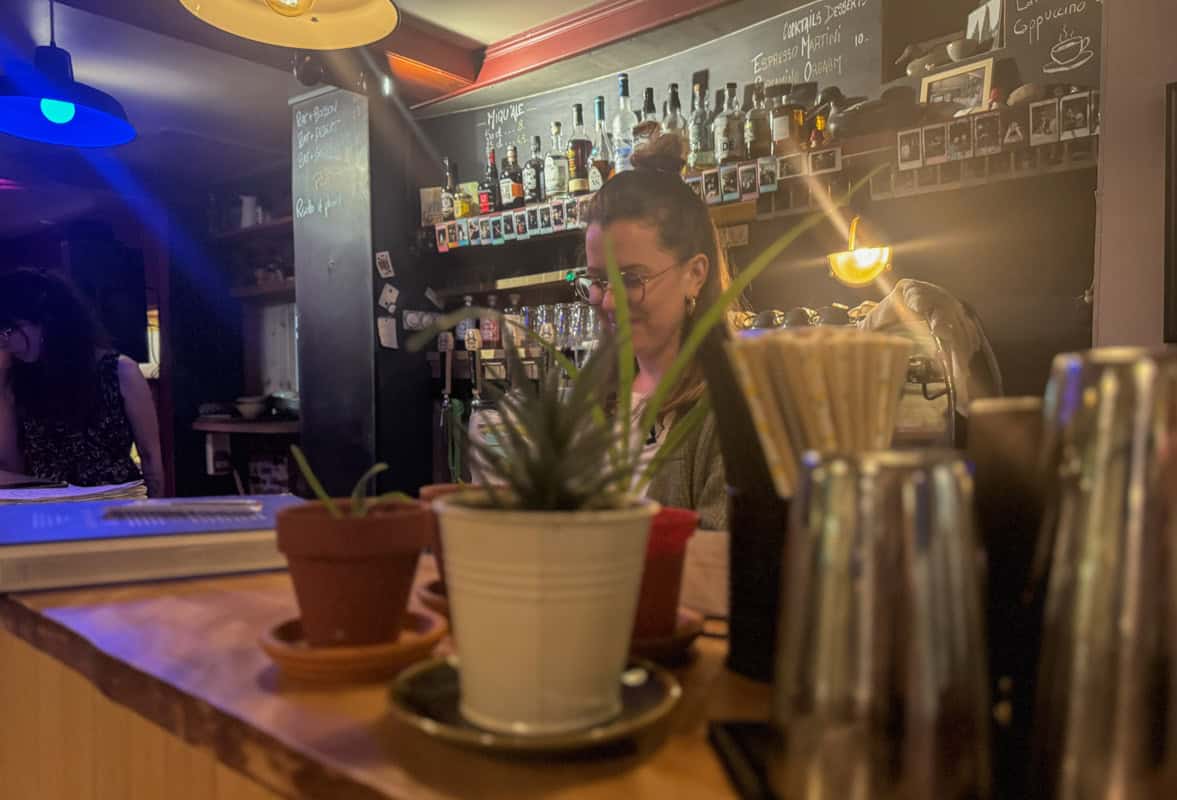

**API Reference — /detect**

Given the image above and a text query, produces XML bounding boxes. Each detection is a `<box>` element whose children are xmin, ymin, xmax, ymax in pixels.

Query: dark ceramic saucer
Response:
<box><xmin>389</xmin><ymin>657</ymin><xmax>681</xmax><ymax>754</ymax></box>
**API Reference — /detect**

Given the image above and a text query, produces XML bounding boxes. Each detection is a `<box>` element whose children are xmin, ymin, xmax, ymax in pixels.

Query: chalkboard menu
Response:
<box><xmin>420</xmin><ymin>0</ymin><xmax>882</xmax><ymax>180</ymax></box>
<box><xmin>1006</xmin><ymin>0</ymin><xmax>1101</xmax><ymax>87</ymax></box>
<box><xmin>291</xmin><ymin>87</ymin><xmax>377</xmax><ymax>493</ymax></box>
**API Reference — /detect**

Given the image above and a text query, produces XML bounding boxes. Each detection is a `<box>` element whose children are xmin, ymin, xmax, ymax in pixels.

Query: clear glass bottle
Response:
<box><xmin>567</xmin><ymin>104</ymin><xmax>592</xmax><ymax>196</ymax></box>
<box><xmin>440</xmin><ymin>157</ymin><xmax>456</xmax><ymax>221</ymax></box>
<box><xmin>455</xmin><ymin>295</ymin><xmax>478</xmax><ymax>348</ymax></box>
<box><xmin>498</xmin><ymin>145</ymin><xmax>525</xmax><ymax>209</ymax></box>
<box><xmin>633</xmin><ymin>87</ymin><xmax>659</xmax><ymax>150</ymax></box>
<box><xmin>744</xmin><ymin>84</ymin><xmax>772</xmax><ymax>159</ymax></box>
<box><xmin>688</xmin><ymin>83</ymin><xmax>715</xmax><ymax>172</ymax></box>
<box><xmin>589</xmin><ymin>95</ymin><xmax>614</xmax><ymax>191</ymax></box>
<box><xmin>768</xmin><ymin>84</ymin><xmax>801</xmax><ymax>156</ymax></box>
<box><xmin>522</xmin><ymin>135</ymin><xmax>545</xmax><ymax>205</ymax></box>
<box><xmin>610</xmin><ymin>73</ymin><xmax>638</xmax><ymax>174</ymax></box>
<box><xmin>480</xmin><ymin>294</ymin><xmax>501</xmax><ymax>348</ymax></box>
<box><xmin>477</xmin><ymin>147</ymin><xmax>500</xmax><ymax>214</ymax></box>
<box><xmin>544</xmin><ymin>121</ymin><xmax>570</xmax><ymax>199</ymax></box>
<box><xmin>661</xmin><ymin>82</ymin><xmax>688</xmax><ymax>141</ymax></box>
<box><xmin>712</xmin><ymin>81</ymin><xmax>745</xmax><ymax>164</ymax></box>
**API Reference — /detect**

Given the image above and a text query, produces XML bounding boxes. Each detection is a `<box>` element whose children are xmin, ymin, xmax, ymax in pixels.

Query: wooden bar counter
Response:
<box><xmin>0</xmin><ymin>558</ymin><xmax>767</xmax><ymax>799</ymax></box>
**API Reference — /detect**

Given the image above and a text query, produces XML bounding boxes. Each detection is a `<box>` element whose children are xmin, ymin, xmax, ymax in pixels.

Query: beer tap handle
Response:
<box><xmin>438</xmin><ymin>331</ymin><xmax>454</xmax><ymax>399</ymax></box>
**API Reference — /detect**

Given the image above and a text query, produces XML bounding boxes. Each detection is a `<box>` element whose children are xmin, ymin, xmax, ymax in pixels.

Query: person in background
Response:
<box><xmin>0</xmin><ymin>269</ymin><xmax>165</xmax><ymax>496</ymax></box>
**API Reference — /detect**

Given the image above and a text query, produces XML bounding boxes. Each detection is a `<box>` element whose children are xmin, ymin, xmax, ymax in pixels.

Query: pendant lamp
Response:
<box><xmin>827</xmin><ymin>216</ymin><xmax>893</xmax><ymax>288</ymax></box>
<box><xmin>179</xmin><ymin>0</ymin><xmax>400</xmax><ymax>50</ymax></box>
<box><xmin>0</xmin><ymin>0</ymin><xmax>135</xmax><ymax>148</ymax></box>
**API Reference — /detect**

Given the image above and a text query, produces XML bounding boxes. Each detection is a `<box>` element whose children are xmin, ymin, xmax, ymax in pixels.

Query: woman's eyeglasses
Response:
<box><xmin>573</xmin><ymin>262</ymin><xmax>679</xmax><ymax>306</ymax></box>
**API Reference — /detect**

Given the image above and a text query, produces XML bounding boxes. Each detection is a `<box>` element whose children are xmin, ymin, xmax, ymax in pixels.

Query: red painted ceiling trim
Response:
<box><xmin>411</xmin><ymin>0</ymin><xmax>737</xmax><ymax>112</ymax></box>
<box><xmin>379</xmin><ymin>15</ymin><xmax>482</xmax><ymax>85</ymax></box>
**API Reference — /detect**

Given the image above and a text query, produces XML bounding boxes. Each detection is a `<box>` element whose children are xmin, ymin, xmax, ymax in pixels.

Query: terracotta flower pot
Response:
<box><xmin>633</xmin><ymin>507</ymin><xmax>699</xmax><ymax>640</ymax></box>
<box><xmin>419</xmin><ymin>483</ymin><xmax>466</xmax><ymax>594</ymax></box>
<box><xmin>277</xmin><ymin>500</ymin><xmax>429</xmax><ymax>648</ymax></box>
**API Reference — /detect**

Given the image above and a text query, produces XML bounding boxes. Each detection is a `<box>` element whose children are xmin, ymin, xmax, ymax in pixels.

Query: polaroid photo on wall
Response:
<box><xmin>577</xmin><ymin>195</ymin><xmax>592</xmax><ymax>227</ymax></box>
<box><xmin>778</xmin><ymin>153</ymin><xmax>806</xmax><ymax>180</ymax></box>
<box><xmin>513</xmin><ymin>209</ymin><xmax>528</xmax><ymax>240</ymax></box>
<box><xmin>739</xmin><ymin>163</ymin><xmax>759</xmax><ymax>201</ymax></box>
<box><xmin>564</xmin><ymin>197</ymin><xmax>579</xmax><ymax>228</ymax></box>
<box><xmin>435</xmin><ymin>224</ymin><xmax>449</xmax><ymax>253</ymax></box>
<box><xmin>809</xmin><ymin>148</ymin><xmax>841</xmax><ymax>175</ymax></box>
<box><xmin>501</xmin><ymin>212</ymin><xmax>515</xmax><ymax>240</ymax></box>
<box><xmin>923</xmin><ymin>124</ymin><xmax>948</xmax><ymax>165</ymax></box>
<box><xmin>947</xmin><ymin>118</ymin><xmax>974</xmax><ymax>160</ymax></box>
<box><xmin>456</xmin><ymin>219</ymin><xmax>470</xmax><ymax>247</ymax></box>
<box><xmin>1029</xmin><ymin>98</ymin><xmax>1060</xmax><ymax>146</ymax></box>
<box><xmin>446</xmin><ymin>221</ymin><xmax>460</xmax><ymax>248</ymax></box>
<box><xmin>703</xmin><ymin>168</ymin><xmax>722</xmax><ymax>205</ymax></box>
<box><xmin>757</xmin><ymin>156</ymin><xmax>778</xmax><ymax>193</ymax></box>
<box><xmin>685</xmin><ymin>174</ymin><xmax>704</xmax><ymax>199</ymax></box>
<box><xmin>476</xmin><ymin>216</ymin><xmax>490</xmax><ymax>244</ymax></box>
<box><xmin>526</xmin><ymin>206</ymin><xmax>540</xmax><ymax>235</ymax></box>
<box><xmin>1059</xmin><ymin>91</ymin><xmax>1091</xmax><ymax>140</ymax></box>
<box><xmin>490</xmin><ymin>214</ymin><xmax>505</xmax><ymax>245</ymax></box>
<box><xmin>897</xmin><ymin>129</ymin><xmax>923</xmax><ymax>170</ymax></box>
<box><xmin>466</xmin><ymin>217</ymin><xmax>480</xmax><ymax>246</ymax></box>
<box><xmin>720</xmin><ymin>164</ymin><xmax>740</xmax><ymax>202</ymax></box>
<box><xmin>973</xmin><ymin>112</ymin><xmax>1002</xmax><ymax>156</ymax></box>
<box><xmin>539</xmin><ymin>203</ymin><xmax>553</xmax><ymax>233</ymax></box>
<box><xmin>551</xmin><ymin>200</ymin><xmax>566</xmax><ymax>231</ymax></box>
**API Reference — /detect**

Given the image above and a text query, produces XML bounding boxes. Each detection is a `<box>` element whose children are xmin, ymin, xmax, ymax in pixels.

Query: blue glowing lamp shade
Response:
<box><xmin>0</xmin><ymin>45</ymin><xmax>135</xmax><ymax>147</ymax></box>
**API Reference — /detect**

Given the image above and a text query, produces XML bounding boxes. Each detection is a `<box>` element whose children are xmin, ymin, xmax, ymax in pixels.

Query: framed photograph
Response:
<box><xmin>501</xmin><ymin>212</ymin><xmax>515</xmax><ymax>241</ymax></box>
<box><xmin>757</xmin><ymin>156</ymin><xmax>778</xmax><ymax>193</ymax></box>
<box><xmin>513</xmin><ymin>210</ymin><xmax>529</xmax><ymax>240</ymax></box>
<box><xmin>720</xmin><ymin>163</ymin><xmax>740</xmax><ymax>202</ymax></box>
<box><xmin>1091</xmin><ymin>90</ymin><xmax>1101</xmax><ymax>135</ymax></box>
<box><xmin>923</xmin><ymin>124</ymin><xmax>949</xmax><ymax>165</ymax></box>
<box><xmin>973</xmin><ymin>112</ymin><xmax>1002</xmax><ymax>155</ymax></box>
<box><xmin>577</xmin><ymin>195</ymin><xmax>593</xmax><ymax>226</ymax></box>
<box><xmin>479</xmin><ymin>216</ymin><xmax>492</xmax><ymax>243</ymax></box>
<box><xmin>435</xmin><ymin>224</ymin><xmax>449</xmax><ymax>253</ymax></box>
<box><xmin>456</xmin><ymin>218</ymin><xmax>470</xmax><ymax>246</ymax></box>
<box><xmin>538</xmin><ymin>204</ymin><xmax>553</xmax><ymax>233</ymax></box>
<box><xmin>1030</xmin><ymin>98</ymin><xmax>1060</xmax><ymax>146</ymax></box>
<box><xmin>948</xmin><ymin>118</ymin><xmax>974</xmax><ymax>160</ymax></box>
<box><xmin>739</xmin><ymin>163</ymin><xmax>760</xmax><ymax>200</ymax></box>
<box><xmin>1165</xmin><ymin>83</ymin><xmax>1177</xmax><ymax>341</ymax></box>
<box><xmin>446</xmin><ymin>221</ymin><xmax>460</xmax><ymax>248</ymax></box>
<box><xmin>685</xmin><ymin>174</ymin><xmax>704</xmax><ymax>199</ymax></box>
<box><xmin>967</xmin><ymin>0</ymin><xmax>1002</xmax><ymax>49</ymax></box>
<box><xmin>809</xmin><ymin>148</ymin><xmax>842</xmax><ymax>175</ymax></box>
<box><xmin>550</xmin><ymin>200</ymin><xmax>565</xmax><ymax>231</ymax></box>
<box><xmin>897</xmin><ymin>128</ymin><xmax>923</xmax><ymax>170</ymax></box>
<box><xmin>526</xmin><ymin>206</ymin><xmax>540</xmax><ymax>234</ymax></box>
<box><xmin>703</xmin><ymin>168</ymin><xmax>722</xmax><ymax>205</ymax></box>
<box><xmin>1060</xmin><ymin>91</ymin><xmax>1092</xmax><ymax>140</ymax></box>
<box><xmin>778</xmin><ymin>153</ymin><xmax>806</xmax><ymax>179</ymax></box>
<box><xmin>490</xmin><ymin>214</ymin><xmax>505</xmax><ymax>245</ymax></box>
<box><xmin>921</xmin><ymin>59</ymin><xmax>994</xmax><ymax>110</ymax></box>
<box><xmin>564</xmin><ymin>197</ymin><xmax>579</xmax><ymax>228</ymax></box>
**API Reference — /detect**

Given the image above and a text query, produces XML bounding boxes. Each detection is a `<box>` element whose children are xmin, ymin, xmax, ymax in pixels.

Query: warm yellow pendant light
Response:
<box><xmin>827</xmin><ymin>216</ymin><xmax>893</xmax><ymax>288</ymax></box>
<box><xmin>179</xmin><ymin>0</ymin><xmax>399</xmax><ymax>50</ymax></box>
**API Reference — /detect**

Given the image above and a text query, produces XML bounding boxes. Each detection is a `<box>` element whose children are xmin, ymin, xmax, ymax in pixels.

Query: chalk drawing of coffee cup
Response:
<box><xmin>1044</xmin><ymin>30</ymin><xmax>1094</xmax><ymax>73</ymax></box>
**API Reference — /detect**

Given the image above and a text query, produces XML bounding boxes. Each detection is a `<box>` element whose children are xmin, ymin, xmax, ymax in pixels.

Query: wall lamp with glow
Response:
<box><xmin>826</xmin><ymin>215</ymin><xmax>893</xmax><ymax>288</ymax></box>
<box><xmin>0</xmin><ymin>0</ymin><xmax>135</xmax><ymax>148</ymax></box>
<box><xmin>180</xmin><ymin>0</ymin><xmax>400</xmax><ymax>50</ymax></box>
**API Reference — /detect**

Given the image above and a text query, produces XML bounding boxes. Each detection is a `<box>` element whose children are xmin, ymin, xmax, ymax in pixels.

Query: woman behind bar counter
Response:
<box><xmin>0</xmin><ymin>269</ymin><xmax>164</xmax><ymax>496</ymax></box>
<box><xmin>578</xmin><ymin>136</ymin><xmax>731</xmax><ymax>530</ymax></box>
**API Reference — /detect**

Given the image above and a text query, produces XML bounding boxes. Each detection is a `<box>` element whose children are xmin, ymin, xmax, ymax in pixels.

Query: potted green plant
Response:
<box><xmin>278</xmin><ymin>449</ymin><xmax>429</xmax><ymax>648</ymax></box>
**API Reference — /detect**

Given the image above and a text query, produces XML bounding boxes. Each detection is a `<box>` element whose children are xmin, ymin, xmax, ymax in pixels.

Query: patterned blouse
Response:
<box><xmin>21</xmin><ymin>352</ymin><xmax>142</xmax><ymax>486</ymax></box>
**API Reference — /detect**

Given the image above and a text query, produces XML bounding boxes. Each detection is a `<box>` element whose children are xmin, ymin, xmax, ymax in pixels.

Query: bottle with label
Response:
<box><xmin>544</xmin><ymin>121</ymin><xmax>570</xmax><ymax>199</ymax></box>
<box><xmin>712</xmin><ymin>82</ymin><xmax>745</xmax><ymax>164</ymax></box>
<box><xmin>499</xmin><ymin>145</ymin><xmax>525</xmax><ymax>209</ymax></box>
<box><xmin>567</xmin><ymin>104</ymin><xmax>592</xmax><ymax>196</ymax></box>
<box><xmin>522</xmin><ymin>135</ymin><xmax>545</xmax><ymax>205</ymax></box>
<box><xmin>477</xmin><ymin>147</ymin><xmax>500</xmax><ymax>214</ymax></box>
<box><xmin>611</xmin><ymin>73</ymin><xmax>638</xmax><ymax>174</ymax></box>
<box><xmin>688</xmin><ymin>83</ymin><xmax>715</xmax><ymax>172</ymax></box>
<box><xmin>743</xmin><ymin>84</ymin><xmax>772</xmax><ymax>159</ymax></box>
<box><xmin>633</xmin><ymin>87</ymin><xmax>659</xmax><ymax>151</ymax></box>
<box><xmin>768</xmin><ymin>84</ymin><xmax>802</xmax><ymax>155</ymax></box>
<box><xmin>589</xmin><ymin>95</ymin><xmax>614</xmax><ymax>191</ymax></box>
<box><xmin>661</xmin><ymin>83</ymin><xmax>688</xmax><ymax>147</ymax></box>
<box><xmin>440</xmin><ymin>157</ymin><xmax>457</xmax><ymax>221</ymax></box>
<box><xmin>455</xmin><ymin>295</ymin><xmax>478</xmax><ymax>348</ymax></box>
<box><xmin>481</xmin><ymin>294</ymin><xmax>501</xmax><ymax>348</ymax></box>
<box><xmin>809</xmin><ymin>113</ymin><xmax>829</xmax><ymax>149</ymax></box>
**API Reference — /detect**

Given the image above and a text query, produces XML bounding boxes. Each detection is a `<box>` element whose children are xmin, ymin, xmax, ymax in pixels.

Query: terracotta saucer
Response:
<box><xmin>630</xmin><ymin>607</ymin><xmax>705</xmax><ymax>665</ymax></box>
<box><xmin>390</xmin><ymin>657</ymin><xmax>681</xmax><ymax>754</ymax></box>
<box><xmin>416</xmin><ymin>578</ymin><xmax>449</xmax><ymax>618</ymax></box>
<box><xmin>259</xmin><ymin>610</ymin><xmax>447</xmax><ymax>684</ymax></box>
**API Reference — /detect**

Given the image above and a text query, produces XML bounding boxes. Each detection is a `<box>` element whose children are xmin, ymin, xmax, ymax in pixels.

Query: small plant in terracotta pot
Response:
<box><xmin>633</xmin><ymin>507</ymin><xmax>699</xmax><ymax>641</ymax></box>
<box><xmin>278</xmin><ymin>448</ymin><xmax>429</xmax><ymax>648</ymax></box>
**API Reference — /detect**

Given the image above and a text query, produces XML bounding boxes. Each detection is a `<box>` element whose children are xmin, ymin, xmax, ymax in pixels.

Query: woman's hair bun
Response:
<box><xmin>630</xmin><ymin>130</ymin><xmax>686</xmax><ymax>175</ymax></box>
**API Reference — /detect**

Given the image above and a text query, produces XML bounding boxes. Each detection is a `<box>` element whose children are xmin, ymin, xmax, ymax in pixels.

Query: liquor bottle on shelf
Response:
<box><xmin>720</xmin><ymin>81</ymin><xmax>746</xmax><ymax>163</ymax></box>
<box><xmin>633</xmin><ymin>87</ymin><xmax>659</xmax><ymax>150</ymax></box>
<box><xmin>567</xmin><ymin>104</ymin><xmax>592</xmax><ymax>196</ymax></box>
<box><xmin>499</xmin><ymin>145</ymin><xmax>525</xmax><ymax>209</ymax></box>
<box><xmin>661</xmin><ymin>83</ymin><xmax>688</xmax><ymax>143</ymax></box>
<box><xmin>611</xmin><ymin>73</ymin><xmax>638</xmax><ymax>174</ymax></box>
<box><xmin>478</xmin><ymin>147</ymin><xmax>500</xmax><ymax>214</ymax></box>
<box><xmin>522</xmin><ymin>135</ymin><xmax>545</xmax><ymax>205</ymax></box>
<box><xmin>809</xmin><ymin>113</ymin><xmax>829</xmax><ymax>149</ymax></box>
<box><xmin>481</xmin><ymin>294</ymin><xmax>501</xmax><ymax>348</ymax></box>
<box><xmin>589</xmin><ymin>95</ymin><xmax>614</xmax><ymax>191</ymax></box>
<box><xmin>768</xmin><ymin>84</ymin><xmax>802</xmax><ymax>155</ymax></box>
<box><xmin>441</xmin><ymin>157</ymin><xmax>457</xmax><ymax>221</ymax></box>
<box><xmin>544</xmin><ymin>121</ymin><xmax>570</xmax><ymax>199</ymax></box>
<box><xmin>744</xmin><ymin>84</ymin><xmax>772</xmax><ymax>159</ymax></box>
<box><xmin>455</xmin><ymin>295</ymin><xmax>478</xmax><ymax>347</ymax></box>
<box><xmin>688</xmin><ymin>83</ymin><xmax>715</xmax><ymax>172</ymax></box>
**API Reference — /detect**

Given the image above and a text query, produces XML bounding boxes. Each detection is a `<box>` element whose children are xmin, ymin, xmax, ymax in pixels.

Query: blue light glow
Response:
<box><xmin>39</xmin><ymin>97</ymin><xmax>76</xmax><ymax>124</ymax></box>
<box><xmin>0</xmin><ymin>96</ymin><xmax>135</xmax><ymax>147</ymax></box>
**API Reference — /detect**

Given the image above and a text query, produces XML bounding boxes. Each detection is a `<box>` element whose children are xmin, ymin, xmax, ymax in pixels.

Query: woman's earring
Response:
<box><xmin>685</xmin><ymin>296</ymin><xmax>697</xmax><ymax>317</ymax></box>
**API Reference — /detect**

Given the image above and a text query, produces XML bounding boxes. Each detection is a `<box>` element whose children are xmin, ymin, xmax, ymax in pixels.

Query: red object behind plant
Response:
<box><xmin>633</xmin><ymin>507</ymin><xmax>699</xmax><ymax>639</ymax></box>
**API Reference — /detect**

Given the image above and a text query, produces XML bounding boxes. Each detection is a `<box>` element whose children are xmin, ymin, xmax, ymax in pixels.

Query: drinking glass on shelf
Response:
<box><xmin>520</xmin><ymin>306</ymin><xmax>535</xmax><ymax>334</ymax></box>
<box><xmin>554</xmin><ymin>303</ymin><xmax>573</xmax><ymax>350</ymax></box>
